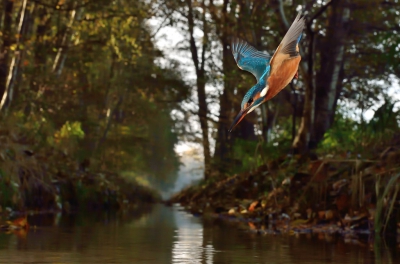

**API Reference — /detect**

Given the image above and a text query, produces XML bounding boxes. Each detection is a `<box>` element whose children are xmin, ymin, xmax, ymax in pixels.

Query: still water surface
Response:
<box><xmin>0</xmin><ymin>204</ymin><xmax>397</xmax><ymax>263</ymax></box>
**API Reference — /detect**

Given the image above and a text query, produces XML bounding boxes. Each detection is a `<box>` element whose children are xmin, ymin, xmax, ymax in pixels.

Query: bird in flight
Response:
<box><xmin>229</xmin><ymin>13</ymin><xmax>305</xmax><ymax>132</ymax></box>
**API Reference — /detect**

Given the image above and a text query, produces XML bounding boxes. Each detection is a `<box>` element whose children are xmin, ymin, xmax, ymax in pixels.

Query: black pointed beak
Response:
<box><xmin>229</xmin><ymin>109</ymin><xmax>248</xmax><ymax>132</ymax></box>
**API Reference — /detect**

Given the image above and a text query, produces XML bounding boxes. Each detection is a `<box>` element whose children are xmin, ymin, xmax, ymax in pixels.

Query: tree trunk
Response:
<box><xmin>292</xmin><ymin>24</ymin><xmax>316</xmax><ymax>152</ymax></box>
<box><xmin>13</xmin><ymin>1</ymin><xmax>35</xmax><ymax>106</ymax></box>
<box><xmin>212</xmin><ymin>0</ymin><xmax>258</xmax><ymax>167</ymax></box>
<box><xmin>0</xmin><ymin>0</ymin><xmax>14</xmax><ymax>101</ymax></box>
<box><xmin>212</xmin><ymin>0</ymin><xmax>236</xmax><ymax>171</ymax></box>
<box><xmin>0</xmin><ymin>0</ymin><xmax>28</xmax><ymax>112</ymax></box>
<box><xmin>98</xmin><ymin>94</ymin><xmax>124</xmax><ymax>150</ymax></box>
<box><xmin>293</xmin><ymin>0</ymin><xmax>348</xmax><ymax>152</ymax></box>
<box><xmin>186</xmin><ymin>0</ymin><xmax>211</xmax><ymax>178</ymax></box>
<box><xmin>313</xmin><ymin>0</ymin><xmax>350</xmax><ymax>144</ymax></box>
<box><xmin>52</xmin><ymin>2</ymin><xmax>84</xmax><ymax>77</ymax></box>
<box><xmin>31</xmin><ymin>5</ymin><xmax>52</xmax><ymax>96</ymax></box>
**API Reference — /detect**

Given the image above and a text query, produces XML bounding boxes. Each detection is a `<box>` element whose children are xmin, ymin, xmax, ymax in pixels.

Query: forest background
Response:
<box><xmin>0</xmin><ymin>0</ymin><xmax>398</xmax><ymax>221</ymax></box>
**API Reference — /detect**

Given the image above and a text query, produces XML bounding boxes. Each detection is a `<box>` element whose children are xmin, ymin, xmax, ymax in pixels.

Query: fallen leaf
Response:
<box><xmin>248</xmin><ymin>222</ymin><xmax>256</xmax><ymax>230</ymax></box>
<box><xmin>290</xmin><ymin>219</ymin><xmax>309</xmax><ymax>227</ymax></box>
<box><xmin>325</xmin><ymin>210</ymin><xmax>334</xmax><ymax>220</ymax></box>
<box><xmin>228</xmin><ymin>208</ymin><xmax>236</xmax><ymax>215</ymax></box>
<box><xmin>2</xmin><ymin>216</ymin><xmax>29</xmax><ymax>231</ymax></box>
<box><xmin>248</xmin><ymin>201</ymin><xmax>258</xmax><ymax>212</ymax></box>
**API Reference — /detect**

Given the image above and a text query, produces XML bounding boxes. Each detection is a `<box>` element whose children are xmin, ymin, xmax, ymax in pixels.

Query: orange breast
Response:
<box><xmin>265</xmin><ymin>56</ymin><xmax>301</xmax><ymax>101</ymax></box>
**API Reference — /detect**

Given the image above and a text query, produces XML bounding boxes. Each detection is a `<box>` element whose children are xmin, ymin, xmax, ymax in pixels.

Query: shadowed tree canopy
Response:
<box><xmin>0</xmin><ymin>0</ymin><xmax>190</xmax><ymax>189</ymax></box>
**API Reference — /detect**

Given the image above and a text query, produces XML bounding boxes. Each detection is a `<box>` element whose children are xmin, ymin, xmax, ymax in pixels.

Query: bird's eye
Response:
<box><xmin>247</xmin><ymin>98</ymin><xmax>253</xmax><ymax>105</ymax></box>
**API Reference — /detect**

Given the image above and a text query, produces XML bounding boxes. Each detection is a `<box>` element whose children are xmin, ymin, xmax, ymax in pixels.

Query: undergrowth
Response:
<box><xmin>0</xmin><ymin>112</ymin><xmax>160</xmax><ymax>213</ymax></box>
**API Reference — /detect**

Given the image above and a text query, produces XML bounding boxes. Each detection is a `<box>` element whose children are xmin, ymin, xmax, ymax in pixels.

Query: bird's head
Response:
<box><xmin>229</xmin><ymin>83</ymin><xmax>269</xmax><ymax>132</ymax></box>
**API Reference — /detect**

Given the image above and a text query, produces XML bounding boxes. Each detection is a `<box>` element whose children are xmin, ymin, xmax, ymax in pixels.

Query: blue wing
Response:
<box><xmin>231</xmin><ymin>38</ymin><xmax>271</xmax><ymax>83</ymax></box>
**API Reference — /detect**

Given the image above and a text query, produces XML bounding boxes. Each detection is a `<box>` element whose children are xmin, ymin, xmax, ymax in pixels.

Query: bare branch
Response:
<box><xmin>308</xmin><ymin>0</ymin><xmax>336</xmax><ymax>27</ymax></box>
<box><xmin>278</xmin><ymin>0</ymin><xmax>290</xmax><ymax>29</ymax></box>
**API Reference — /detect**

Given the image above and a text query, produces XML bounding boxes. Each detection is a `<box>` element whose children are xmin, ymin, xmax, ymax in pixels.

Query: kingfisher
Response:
<box><xmin>229</xmin><ymin>13</ymin><xmax>305</xmax><ymax>132</ymax></box>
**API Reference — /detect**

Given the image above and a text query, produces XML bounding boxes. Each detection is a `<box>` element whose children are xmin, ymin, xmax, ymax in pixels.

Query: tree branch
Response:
<box><xmin>308</xmin><ymin>0</ymin><xmax>336</xmax><ymax>27</ymax></box>
<box><xmin>278</xmin><ymin>0</ymin><xmax>290</xmax><ymax>29</ymax></box>
<box><xmin>200</xmin><ymin>0</ymin><xmax>208</xmax><ymax>73</ymax></box>
<box><xmin>149</xmin><ymin>12</ymin><xmax>174</xmax><ymax>39</ymax></box>
<box><xmin>186</xmin><ymin>0</ymin><xmax>199</xmax><ymax>73</ymax></box>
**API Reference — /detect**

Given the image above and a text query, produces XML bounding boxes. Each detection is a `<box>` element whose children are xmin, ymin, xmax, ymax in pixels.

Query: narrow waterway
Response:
<box><xmin>0</xmin><ymin>204</ymin><xmax>397</xmax><ymax>263</ymax></box>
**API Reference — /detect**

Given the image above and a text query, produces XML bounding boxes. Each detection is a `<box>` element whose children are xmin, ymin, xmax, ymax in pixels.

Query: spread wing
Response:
<box><xmin>269</xmin><ymin>13</ymin><xmax>305</xmax><ymax>73</ymax></box>
<box><xmin>231</xmin><ymin>38</ymin><xmax>271</xmax><ymax>83</ymax></box>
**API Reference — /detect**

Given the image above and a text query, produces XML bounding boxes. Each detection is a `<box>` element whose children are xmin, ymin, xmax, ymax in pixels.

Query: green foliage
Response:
<box><xmin>320</xmin><ymin>99</ymin><xmax>400</xmax><ymax>156</ymax></box>
<box><xmin>0</xmin><ymin>0</ymin><xmax>192</xmax><ymax>212</ymax></box>
<box><xmin>319</xmin><ymin>110</ymin><xmax>360</xmax><ymax>153</ymax></box>
<box><xmin>231</xmin><ymin>139</ymin><xmax>262</xmax><ymax>172</ymax></box>
<box><xmin>230</xmin><ymin>117</ymin><xmax>293</xmax><ymax>173</ymax></box>
<box><xmin>0</xmin><ymin>179</ymin><xmax>16</xmax><ymax>209</ymax></box>
<box><xmin>368</xmin><ymin>97</ymin><xmax>399</xmax><ymax>134</ymax></box>
<box><xmin>375</xmin><ymin>173</ymin><xmax>400</xmax><ymax>234</ymax></box>
<box><xmin>59</xmin><ymin>121</ymin><xmax>85</xmax><ymax>139</ymax></box>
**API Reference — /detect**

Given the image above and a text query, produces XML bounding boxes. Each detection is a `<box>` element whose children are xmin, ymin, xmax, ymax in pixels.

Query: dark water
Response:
<box><xmin>0</xmin><ymin>204</ymin><xmax>398</xmax><ymax>264</ymax></box>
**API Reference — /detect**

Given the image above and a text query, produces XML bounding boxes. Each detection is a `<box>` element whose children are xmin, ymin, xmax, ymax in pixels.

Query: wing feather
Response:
<box><xmin>231</xmin><ymin>38</ymin><xmax>271</xmax><ymax>82</ymax></box>
<box><xmin>269</xmin><ymin>13</ymin><xmax>305</xmax><ymax>74</ymax></box>
<box><xmin>279</xmin><ymin>13</ymin><xmax>305</xmax><ymax>57</ymax></box>
<box><xmin>231</xmin><ymin>38</ymin><xmax>270</xmax><ymax>62</ymax></box>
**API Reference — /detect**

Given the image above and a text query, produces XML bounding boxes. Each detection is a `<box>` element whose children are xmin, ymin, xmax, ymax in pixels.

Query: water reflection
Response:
<box><xmin>0</xmin><ymin>204</ymin><xmax>396</xmax><ymax>263</ymax></box>
<box><xmin>172</xmin><ymin>206</ymin><xmax>214</xmax><ymax>263</ymax></box>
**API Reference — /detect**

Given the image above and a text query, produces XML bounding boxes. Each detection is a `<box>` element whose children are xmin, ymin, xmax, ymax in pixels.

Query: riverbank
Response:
<box><xmin>168</xmin><ymin>150</ymin><xmax>400</xmax><ymax>239</ymax></box>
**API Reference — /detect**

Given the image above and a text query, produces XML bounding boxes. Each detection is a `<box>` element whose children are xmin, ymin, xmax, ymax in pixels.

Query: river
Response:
<box><xmin>0</xmin><ymin>204</ymin><xmax>397</xmax><ymax>263</ymax></box>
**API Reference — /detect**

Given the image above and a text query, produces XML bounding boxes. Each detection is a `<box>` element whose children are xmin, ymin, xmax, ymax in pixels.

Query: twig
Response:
<box><xmin>308</xmin><ymin>0</ymin><xmax>336</xmax><ymax>26</ymax></box>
